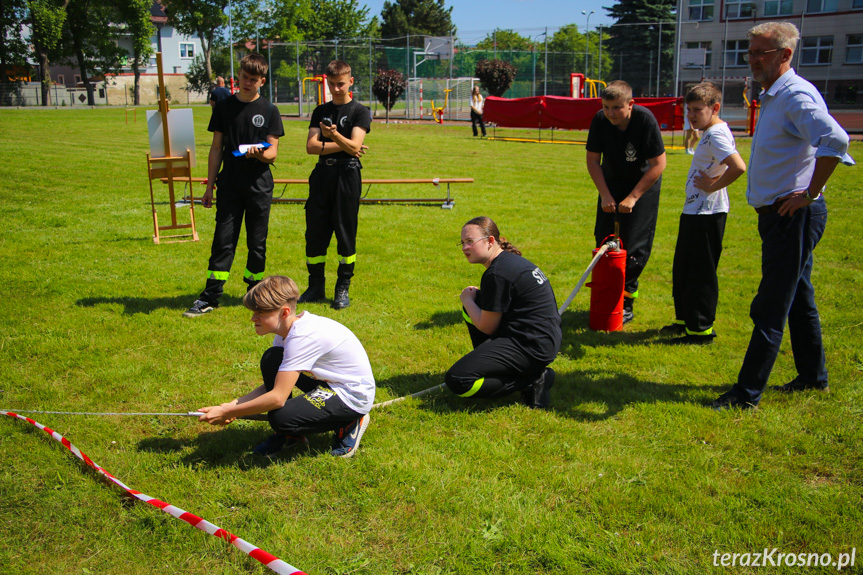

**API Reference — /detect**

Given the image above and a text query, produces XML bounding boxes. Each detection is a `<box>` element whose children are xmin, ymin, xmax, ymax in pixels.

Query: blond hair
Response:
<box><xmin>685</xmin><ymin>82</ymin><xmax>722</xmax><ymax>107</ymax></box>
<box><xmin>748</xmin><ymin>22</ymin><xmax>800</xmax><ymax>52</ymax></box>
<box><xmin>243</xmin><ymin>276</ymin><xmax>299</xmax><ymax>312</ymax></box>
<box><xmin>601</xmin><ymin>80</ymin><xmax>633</xmax><ymax>103</ymax></box>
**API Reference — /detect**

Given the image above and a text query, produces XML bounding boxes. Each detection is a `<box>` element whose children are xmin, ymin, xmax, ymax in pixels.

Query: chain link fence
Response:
<box><xmin>4</xmin><ymin>21</ymin><xmax>860</xmax><ymax>132</ymax></box>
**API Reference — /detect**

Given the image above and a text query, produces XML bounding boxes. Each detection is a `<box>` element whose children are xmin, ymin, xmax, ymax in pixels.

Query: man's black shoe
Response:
<box><xmin>771</xmin><ymin>377</ymin><xmax>829</xmax><ymax>393</ymax></box>
<box><xmin>710</xmin><ymin>389</ymin><xmax>757</xmax><ymax>411</ymax></box>
<box><xmin>332</xmin><ymin>280</ymin><xmax>350</xmax><ymax>310</ymax></box>
<box><xmin>298</xmin><ymin>277</ymin><xmax>326</xmax><ymax>303</ymax></box>
<box><xmin>521</xmin><ymin>368</ymin><xmax>555</xmax><ymax>409</ymax></box>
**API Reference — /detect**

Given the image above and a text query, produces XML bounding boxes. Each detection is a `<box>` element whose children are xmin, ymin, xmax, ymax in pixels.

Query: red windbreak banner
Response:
<box><xmin>483</xmin><ymin>95</ymin><xmax>683</xmax><ymax>131</ymax></box>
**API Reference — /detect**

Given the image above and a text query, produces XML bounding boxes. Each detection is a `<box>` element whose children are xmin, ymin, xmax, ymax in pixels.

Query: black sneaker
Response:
<box><xmin>332</xmin><ymin>281</ymin><xmax>350</xmax><ymax>310</ymax></box>
<box><xmin>521</xmin><ymin>368</ymin><xmax>555</xmax><ymax>409</ymax></box>
<box><xmin>331</xmin><ymin>414</ymin><xmax>369</xmax><ymax>458</ymax></box>
<box><xmin>183</xmin><ymin>299</ymin><xmax>217</xmax><ymax>318</ymax></box>
<box><xmin>252</xmin><ymin>434</ymin><xmax>308</xmax><ymax>456</ymax></box>
<box><xmin>710</xmin><ymin>389</ymin><xmax>757</xmax><ymax>411</ymax></box>
<box><xmin>666</xmin><ymin>332</ymin><xmax>716</xmax><ymax>346</ymax></box>
<box><xmin>659</xmin><ymin>323</ymin><xmax>686</xmax><ymax>335</ymax></box>
<box><xmin>771</xmin><ymin>377</ymin><xmax>829</xmax><ymax>393</ymax></box>
<box><xmin>622</xmin><ymin>297</ymin><xmax>634</xmax><ymax>325</ymax></box>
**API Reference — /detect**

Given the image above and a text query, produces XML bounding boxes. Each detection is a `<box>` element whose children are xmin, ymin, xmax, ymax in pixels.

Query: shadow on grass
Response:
<box><xmin>413</xmin><ymin>309</ymin><xmax>463</xmax><ymax>330</ymax></box>
<box><xmin>374</xmin><ymin>367</ymin><xmax>728</xmax><ymax>422</ymax></box>
<box><xmin>137</xmin><ymin>426</ymin><xmax>332</xmax><ymax>469</ymax></box>
<box><xmin>560</xmin><ymin>309</ymin><xmax>660</xmax><ymax>349</ymax></box>
<box><xmin>76</xmin><ymin>294</ymin><xmax>245</xmax><ymax>315</ymax></box>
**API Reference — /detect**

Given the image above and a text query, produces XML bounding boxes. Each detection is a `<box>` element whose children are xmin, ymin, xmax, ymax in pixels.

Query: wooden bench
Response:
<box><xmin>160</xmin><ymin>177</ymin><xmax>474</xmax><ymax>209</ymax></box>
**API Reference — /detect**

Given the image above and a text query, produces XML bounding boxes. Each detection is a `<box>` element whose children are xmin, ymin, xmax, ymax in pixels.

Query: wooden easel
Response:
<box><xmin>146</xmin><ymin>52</ymin><xmax>199</xmax><ymax>244</ymax></box>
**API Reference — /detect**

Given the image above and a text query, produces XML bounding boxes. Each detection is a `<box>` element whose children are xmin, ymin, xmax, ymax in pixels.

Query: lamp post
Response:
<box><xmin>228</xmin><ymin>0</ymin><xmax>234</xmax><ymax>93</ymax></box>
<box><xmin>582</xmin><ymin>10</ymin><xmax>594</xmax><ymax>77</ymax></box>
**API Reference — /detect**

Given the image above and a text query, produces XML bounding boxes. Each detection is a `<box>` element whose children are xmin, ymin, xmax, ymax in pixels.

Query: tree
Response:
<box><xmin>0</xmin><ymin>0</ymin><xmax>30</xmax><ymax>86</ymax></box>
<box><xmin>379</xmin><ymin>0</ymin><xmax>453</xmax><ymax>43</ymax></box>
<box><xmin>548</xmin><ymin>23</ymin><xmax>610</xmax><ymax>83</ymax></box>
<box><xmin>372</xmin><ymin>68</ymin><xmax>405</xmax><ymax>111</ymax></box>
<box><xmin>476</xmin><ymin>28</ymin><xmax>533</xmax><ymax>51</ymax></box>
<box><xmin>115</xmin><ymin>0</ymin><xmax>152</xmax><ymax>105</ymax></box>
<box><xmin>185</xmin><ymin>43</ymin><xmax>231</xmax><ymax>94</ymax></box>
<box><xmin>604</xmin><ymin>0</ymin><xmax>676</xmax><ymax>96</ymax></box>
<box><xmin>56</xmin><ymin>0</ymin><xmax>126</xmax><ymax>105</ymax></box>
<box><xmin>262</xmin><ymin>0</ymin><xmax>375</xmax><ymax>43</ymax></box>
<box><xmin>27</xmin><ymin>0</ymin><xmax>69</xmax><ymax>106</ymax></box>
<box><xmin>474</xmin><ymin>58</ymin><xmax>516</xmax><ymax>97</ymax></box>
<box><xmin>163</xmin><ymin>0</ymin><xmax>232</xmax><ymax>83</ymax></box>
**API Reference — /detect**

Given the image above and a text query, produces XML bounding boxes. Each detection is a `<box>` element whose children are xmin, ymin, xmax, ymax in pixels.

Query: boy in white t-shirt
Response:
<box><xmin>198</xmin><ymin>275</ymin><xmax>375</xmax><ymax>457</ymax></box>
<box><xmin>663</xmin><ymin>83</ymin><xmax>746</xmax><ymax>345</ymax></box>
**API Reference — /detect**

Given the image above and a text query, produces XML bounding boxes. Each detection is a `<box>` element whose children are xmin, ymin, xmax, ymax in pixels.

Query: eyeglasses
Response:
<box><xmin>458</xmin><ymin>236</ymin><xmax>489</xmax><ymax>248</ymax></box>
<box><xmin>743</xmin><ymin>48</ymin><xmax>782</xmax><ymax>62</ymax></box>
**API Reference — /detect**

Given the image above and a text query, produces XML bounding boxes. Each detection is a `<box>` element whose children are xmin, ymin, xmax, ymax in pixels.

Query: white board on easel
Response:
<box><xmin>146</xmin><ymin>108</ymin><xmax>197</xmax><ymax>170</ymax></box>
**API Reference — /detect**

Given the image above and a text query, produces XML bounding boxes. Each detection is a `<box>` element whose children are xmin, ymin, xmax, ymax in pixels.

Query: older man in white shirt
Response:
<box><xmin>711</xmin><ymin>21</ymin><xmax>854</xmax><ymax>411</ymax></box>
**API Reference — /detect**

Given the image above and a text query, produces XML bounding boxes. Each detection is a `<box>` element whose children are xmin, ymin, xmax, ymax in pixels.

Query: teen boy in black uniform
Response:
<box><xmin>184</xmin><ymin>54</ymin><xmax>284</xmax><ymax>318</ymax></box>
<box><xmin>585</xmin><ymin>80</ymin><xmax>667</xmax><ymax>324</ymax></box>
<box><xmin>299</xmin><ymin>60</ymin><xmax>371</xmax><ymax>310</ymax></box>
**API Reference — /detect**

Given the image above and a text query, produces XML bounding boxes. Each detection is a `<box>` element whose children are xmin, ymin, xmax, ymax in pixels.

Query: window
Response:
<box><xmin>685</xmin><ymin>42</ymin><xmax>712</xmax><ymax>67</ymax></box>
<box><xmin>725</xmin><ymin>40</ymin><xmax>748</xmax><ymax>67</ymax></box>
<box><xmin>806</xmin><ymin>0</ymin><xmax>838</xmax><ymax>13</ymax></box>
<box><xmin>179</xmin><ymin>43</ymin><xmax>195</xmax><ymax>59</ymax></box>
<box><xmin>853</xmin><ymin>0</ymin><xmax>863</xmax><ymax>8</ymax></box>
<box><xmin>689</xmin><ymin>0</ymin><xmax>714</xmax><ymax>21</ymax></box>
<box><xmin>74</xmin><ymin>74</ymin><xmax>82</xmax><ymax>85</ymax></box>
<box><xmin>801</xmin><ymin>36</ymin><xmax>833</xmax><ymax>65</ymax></box>
<box><xmin>846</xmin><ymin>34</ymin><xmax>863</xmax><ymax>63</ymax></box>
<box><xmin>764</xmin><ymin>0</ymin><xmax>793</xmax><ymax>15</ymax></box>
<box><xmin>726</xmin><ymin>1</ymin><xmax>756</xmax><ymax>18</ymax></box>
<box><xmin>57</xmin><ymin>74</ymin><xmax>65</xmax><ymax>85</ymax></box>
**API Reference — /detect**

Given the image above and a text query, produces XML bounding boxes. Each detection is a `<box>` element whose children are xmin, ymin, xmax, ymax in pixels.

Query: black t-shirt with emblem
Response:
<box><xmin>309</xmin><ymin>99</ymin><xmax>372</xmax><ymax>161</ymax></box>
<box><xmin>480</xmin><ymin>250</ymin><xmax>562</xmax><ymax>363</ymax></box>
<box><xmin>585</xmin><ymin>104</ymin><xmax>665</xmax><ymax>200</ymax></box>
<box><xmin>208</xmin><ymin>94</ymin><xmax>284</xmax><ymax>191</ymax></box>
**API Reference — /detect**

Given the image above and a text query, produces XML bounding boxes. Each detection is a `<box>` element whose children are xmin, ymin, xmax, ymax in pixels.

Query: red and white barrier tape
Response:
<box><xmin>0</xmin><ymin>410</ymin><xmax>307</xmax><ymax>575</ymax></box>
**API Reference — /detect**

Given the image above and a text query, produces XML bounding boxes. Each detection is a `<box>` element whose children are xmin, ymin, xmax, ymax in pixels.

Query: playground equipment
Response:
<box><xmin>431</xmin><ymin>88</ymin><xmax>452</xmax><ymax>123</ymax></box>
<box><xmin>302</xmin><ymin>75</ymin><xmax>332</xmax><ymax>107</ymax></box>
<box><xmin>570</xmin><ymin>73</ymin><xmax>607</xmax><ymax>98</ymax></box>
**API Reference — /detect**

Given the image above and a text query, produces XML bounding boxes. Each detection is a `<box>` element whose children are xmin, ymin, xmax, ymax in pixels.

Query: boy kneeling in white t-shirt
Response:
<box><xmin>198</xmin><ymin>275</ymin><xmax>375</xmax><ymax>457</ymax></box>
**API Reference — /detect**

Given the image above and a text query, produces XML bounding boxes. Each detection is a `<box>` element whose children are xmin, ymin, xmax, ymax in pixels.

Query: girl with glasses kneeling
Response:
<box><xmin>447</xmin><ymin>217</ymin><xmax>562</xmax><ymax>409</ymax></box>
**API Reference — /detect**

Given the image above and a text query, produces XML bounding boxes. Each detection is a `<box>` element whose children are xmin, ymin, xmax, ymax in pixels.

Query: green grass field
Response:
<box><xmin>0</xmin><ymin>106</ymin><xmax>861</xmax><ymax>575</ymax></box>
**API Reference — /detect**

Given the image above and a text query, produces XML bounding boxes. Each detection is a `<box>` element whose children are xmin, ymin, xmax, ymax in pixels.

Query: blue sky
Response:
<box><xmin>360</xmin><ymin>0</ymin><xmax>617</xmax><ymax>43</ymax></box>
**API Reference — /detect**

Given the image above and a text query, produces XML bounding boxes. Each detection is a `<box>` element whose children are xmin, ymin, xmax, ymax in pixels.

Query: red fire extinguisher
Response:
<box><xmin>586</xmin><ymin>234</ymin><xmax>627</xmax><ymax>332</ymax></box>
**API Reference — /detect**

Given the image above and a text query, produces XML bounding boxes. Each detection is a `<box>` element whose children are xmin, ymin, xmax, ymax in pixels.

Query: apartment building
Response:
<box><xmin>677</xmin><ymin>0</ymin><xmax>863</xmax><ymax>105</ymax></box>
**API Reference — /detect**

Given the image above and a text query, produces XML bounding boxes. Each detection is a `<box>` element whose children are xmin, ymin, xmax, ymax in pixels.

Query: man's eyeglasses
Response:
<box><xmin>743</xmin><ymin>48</ymin><xmax>782</xmax><ymax>62</ymax></box>
<box><xmin>458</xmin><ymin>236</ymin><xmax>489</xmax><ymax>248</ymax></box>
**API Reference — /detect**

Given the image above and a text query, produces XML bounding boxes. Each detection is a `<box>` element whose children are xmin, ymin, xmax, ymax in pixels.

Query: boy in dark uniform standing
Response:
<box><xmin>585</xmin><ymin>80</ymin><xmax>666</xmax><ymax>324</ymax></box>
<box><xmin>299</xmin><ymin>60</ymin><xmax>371</xmax><ymax>310</ymax></box>
<box><xmin>185</xmin><ymin>53</ymin><xmax>284</xmax><ymax>317</ymax></box>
